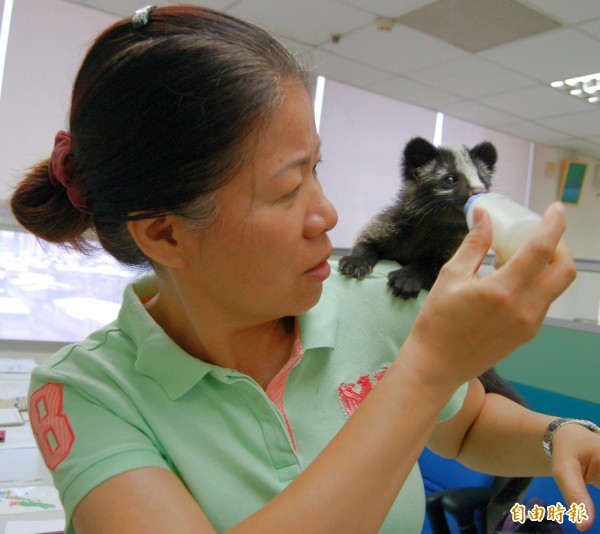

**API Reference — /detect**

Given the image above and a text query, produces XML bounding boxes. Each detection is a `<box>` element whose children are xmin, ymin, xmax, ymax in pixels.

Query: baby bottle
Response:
<box><xmin>464</xmin><ymin>192</ymin><xmax>542</xmax><ymax>262</ymax></box>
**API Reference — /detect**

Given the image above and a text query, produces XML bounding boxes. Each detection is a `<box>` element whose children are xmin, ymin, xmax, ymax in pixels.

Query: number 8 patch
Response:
<box><xmin>30</xmin><ymin>383</ymin><xmax>75</xmax><ymax>470</ymax></box>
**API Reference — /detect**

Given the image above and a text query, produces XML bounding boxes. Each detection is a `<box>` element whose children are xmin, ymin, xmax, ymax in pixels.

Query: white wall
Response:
<box><xmin>0</xmin><ymin>0</ymin><xmax>116</xmax><ymax>200</ymax></box>
<box><xmin>319</xmin><ymin>79</ymin><xmax>438</xmax><ymax>249</ymax></box>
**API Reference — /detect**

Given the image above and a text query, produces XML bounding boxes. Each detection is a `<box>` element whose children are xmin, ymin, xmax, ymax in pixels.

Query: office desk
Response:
<box><xmin>0</xmin><ymin>447</ymin><xmax>65</xmax><ymax>533</ymax></box>
<box><xmin>0</xmin><ymin>432</ymin><xmax>65</xmax><ymax>534</ymax></box>
<box><xmin>0</xmin><ymin>368</ymin><xmax>65</xmax><ymax>533</ymax></box>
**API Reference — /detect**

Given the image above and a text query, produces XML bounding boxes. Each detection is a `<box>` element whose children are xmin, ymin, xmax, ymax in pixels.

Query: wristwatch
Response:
<box><xmin>543</xmin><ymin>418</ymin><xmax>600</xmax><ymax>461</ymax></box>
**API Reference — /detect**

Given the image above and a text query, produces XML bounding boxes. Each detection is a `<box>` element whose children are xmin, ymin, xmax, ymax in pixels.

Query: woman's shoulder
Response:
<box><xmin>325</xmin><ymin>259</ymin><xmax>426</xmax><ymax>308</ymax></box>
<box><xmin>305</xmin><ymin>259</ymin><xmax>426</xmax><ymax>337</ymax></box>
<box><xmin>30</xmin><ymin>320</ymin><xmax>132</xmax><ymax>389</ymax></box>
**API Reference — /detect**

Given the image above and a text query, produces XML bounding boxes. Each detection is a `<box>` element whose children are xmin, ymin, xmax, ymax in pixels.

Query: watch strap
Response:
<box><xmin>543</xmin><ymin>417</ymin><xmax>600</xmax><ymax>461</ymax></box>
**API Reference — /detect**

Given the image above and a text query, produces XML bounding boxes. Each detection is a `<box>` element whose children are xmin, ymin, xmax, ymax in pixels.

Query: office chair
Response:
<box><xmin>420</xmin><ymin>448</ymin><xmax>600</xmax><ymax>534</ymax></box>
<box><xmin>419</xmin><ymin>447</ymin><xmax>529</xmax><ymax>534</ymax></box>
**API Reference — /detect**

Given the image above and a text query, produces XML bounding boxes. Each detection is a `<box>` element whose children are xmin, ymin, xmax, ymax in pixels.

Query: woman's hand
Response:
<box><xmin>399</xmin><ymin>201</ymin><xmax>576</xmax><ymax>392</ymax></box>
<box><xmin>551</xmin><ymin>424</ymin><xmax>600</xmax><ymax>531</ymax></box>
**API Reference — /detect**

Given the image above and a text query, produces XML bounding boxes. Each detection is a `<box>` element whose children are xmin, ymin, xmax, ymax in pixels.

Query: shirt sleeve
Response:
<box><xmin>438</xmin><ymin>382</ymin><xmax>469</xmax><ymax>422</ymax></box>
<box><xmin>28</xmin><ymin>369</ymin><xmax>170</xmax><ymax>532</ymax></box>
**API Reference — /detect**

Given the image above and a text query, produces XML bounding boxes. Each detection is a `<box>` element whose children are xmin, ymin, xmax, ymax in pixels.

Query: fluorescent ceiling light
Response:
<box><xmin>313</xmin><ymin>76</ymin><xmax>325</xmax><ymax>134</ymax></box>
<box><xmin>433</xmin><ymin>112</ymin><xmax>444</xmax><ymax>146</ymax></box>
<box><xmin>551</xmin><ymin>72</ymin><xmax>600</xmax><ymax>108</ymax></box>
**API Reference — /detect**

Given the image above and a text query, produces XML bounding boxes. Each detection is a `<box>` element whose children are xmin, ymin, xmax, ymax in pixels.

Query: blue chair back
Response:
<box><xmin>419</xmin><ymin>447</ymin><xmax>495</xmax><ymax>533</ymax></box>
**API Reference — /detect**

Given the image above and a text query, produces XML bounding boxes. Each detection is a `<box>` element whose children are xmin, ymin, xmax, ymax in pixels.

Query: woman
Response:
<box><xmin>11</xmin><ymin>5</ymin><xmax>598</xmax><ymax>533</ymax></box>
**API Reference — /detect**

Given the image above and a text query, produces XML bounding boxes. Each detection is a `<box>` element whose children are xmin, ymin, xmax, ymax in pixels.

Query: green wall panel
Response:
<box><xmin>496</xmin><ymin>324</ymin><xmax>600</xmax><ymax>404</ymax></box>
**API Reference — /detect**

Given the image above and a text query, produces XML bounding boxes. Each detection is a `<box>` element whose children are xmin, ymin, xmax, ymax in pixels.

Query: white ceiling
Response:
<box><xmin>66</xmin><ymin>0</ymin><xmax>600</xmax><ymax>160</ymax></box>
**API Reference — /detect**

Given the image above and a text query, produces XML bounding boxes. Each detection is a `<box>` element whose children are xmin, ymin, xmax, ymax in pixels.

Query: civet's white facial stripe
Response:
<box><xmin>446</xmin><ymin>145</ymin><xmax>484</xmax><ymax>189</ymax></box>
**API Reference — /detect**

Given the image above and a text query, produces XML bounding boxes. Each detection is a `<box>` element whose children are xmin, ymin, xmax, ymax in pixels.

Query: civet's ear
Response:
<box><xmin>402</xmin><ymin>137</ymin><xmax>439</xmax><ymax>181</ymax></box>
<box><xmin>470</xmin><ymin>141</ymin><xmax>497</xmax><ymax>172</ymax></box>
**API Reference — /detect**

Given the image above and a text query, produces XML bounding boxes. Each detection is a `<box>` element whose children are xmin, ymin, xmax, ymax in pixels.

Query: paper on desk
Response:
<box><xmin>0</xmin><ymin>360</ymin><xmax>36</xmax><ymax>374</ymax></box>
<box><xmin>0</xmin><ymin>487</ymin><xmax>62</xmax><ymax>515</ymax></box>
<box><xmin>0</xmin><ymin>422</ymin><xmax>37</xmax><ymax>449</ymax></box>
<box><xmin>4</xmin><ymin>519</ymin><xmax>65</xmax><ymax>534</ymax></box>
<box><xmin>0</xmin><ymin>409</ymin><xmax>24</xmax><ymax>427</ymax></box>
<box><xmin>0</xmin><ymin>374</ymin><xmax>30</xmax><ymax>413</ymax></box>
<box><xmin>0</xmin><ymin>381</ymin><xmax>28</xmax><ymax>400</ymax></box>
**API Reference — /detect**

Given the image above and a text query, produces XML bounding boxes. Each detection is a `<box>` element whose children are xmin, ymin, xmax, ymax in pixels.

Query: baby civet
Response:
<box><xmin>339</xmin><ymin>136</ymin><xmax>500</xmax><ymax>298</ymax></box>
<box><xmin>339</xmin><ymin>136</ymin><xmax>531</xmax><ymax>511</ymax></box>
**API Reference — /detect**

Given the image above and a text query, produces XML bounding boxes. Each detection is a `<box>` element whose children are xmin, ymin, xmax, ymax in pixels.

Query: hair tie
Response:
<box><xmin>48</xmin><ymin>130</ymin><xmax>90</xmax><ymax>214</ymax></box>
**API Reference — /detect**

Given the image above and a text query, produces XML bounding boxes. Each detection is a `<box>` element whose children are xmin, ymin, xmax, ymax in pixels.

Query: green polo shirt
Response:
<box><xmin>29</xmin><ymin>260</ymin><xmax>466</xmax><ymax>533</ymax></box>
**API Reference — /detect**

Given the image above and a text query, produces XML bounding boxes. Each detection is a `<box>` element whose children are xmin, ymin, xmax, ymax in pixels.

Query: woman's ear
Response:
<box><xmin>127</xmin><ymin>215</ymin><xmax>186</xmax><ymax>268</ymax></box>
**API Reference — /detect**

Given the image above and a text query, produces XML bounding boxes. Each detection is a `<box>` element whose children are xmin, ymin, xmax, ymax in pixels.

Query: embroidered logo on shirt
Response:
<box><xmin>30</xmin><ymin>383</ymin><xmax>75</xmax><ymax>470</ymax></box>
<box><xmin>338</xmin><ymin>368</ymin><xmax>388</xmax><ymax>417</ymax></box>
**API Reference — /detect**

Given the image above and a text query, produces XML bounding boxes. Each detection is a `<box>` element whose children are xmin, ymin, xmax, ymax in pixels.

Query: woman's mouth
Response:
<box><xmin>304</xmin><ymin>259</ymin><xmax>331</xmax><ymax>281</ymax></box>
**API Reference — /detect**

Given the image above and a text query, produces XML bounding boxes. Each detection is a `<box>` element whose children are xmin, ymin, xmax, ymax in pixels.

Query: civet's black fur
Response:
<box><xmin>339</xmin><ymin>136</ymin><xmax>496</xmax><ymax>298</ymax></box>
<box><xmin>339</xmin><ymin>137</ymin><xmax>531</xmax><ymax>511</ymax></box>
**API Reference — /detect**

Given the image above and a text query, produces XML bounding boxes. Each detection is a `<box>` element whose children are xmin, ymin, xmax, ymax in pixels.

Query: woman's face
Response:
<box><xmin>179</xmin><ymin>82</ymin><xmax>338</xmax><ymax>326</ymax></box>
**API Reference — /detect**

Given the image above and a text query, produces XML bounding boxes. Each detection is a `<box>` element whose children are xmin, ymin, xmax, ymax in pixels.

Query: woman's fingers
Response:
<box><xmin>441</xmin><ymin>206</ymin><xmax>493</xmax><ymax>280</ymax></box>
<box><xmin>552</xmin><ymin>458</ymin><xmax>596</xmax><ymax>531</ymax></box>
<box><xmin>496</xmin><ymin>202</ymin><xmax>571</xmax><ymax>286</ymax></box>
<box><xmin>549</xmin><ymin>425</ymin><xmax>600</xmax><ymax>532</ymax></box>
<box><xmin>444</xmin><ymin>201</ymin><xmax>574</xmax><ymax>298</ymax></box>
<box><xmin>416</xmin><ymin>200</ymin><xmax>576</xmax><ymax>386</ymax></box>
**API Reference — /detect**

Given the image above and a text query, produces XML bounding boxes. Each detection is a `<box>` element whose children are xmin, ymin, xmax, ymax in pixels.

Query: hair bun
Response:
<box><xmin>10</xmin><ymin>158</ymin><xmax>93</xmax><ymax>253</ymax></box>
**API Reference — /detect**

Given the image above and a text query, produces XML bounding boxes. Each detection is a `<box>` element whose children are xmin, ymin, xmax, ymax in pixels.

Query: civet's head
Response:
<box><xmin>401</xmin><ymin>136</ymin><xmax>497</xmax><ymax>214</ymax></box>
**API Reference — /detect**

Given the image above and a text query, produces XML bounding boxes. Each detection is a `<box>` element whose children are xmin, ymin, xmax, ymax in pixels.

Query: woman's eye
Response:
<box><xmin>313</xmin><ymin>159</ymin><xmax>323</xmax><ymax>177</ymax></box>
<box><xmin>278</xmin><ymin>159</ymin><xmax>322</xmax><ymax>202</ymax></box>
<box><xmin>280</xmin><ymin>185</ymin><xmax>301</xmax><ymax>201</ymax></box>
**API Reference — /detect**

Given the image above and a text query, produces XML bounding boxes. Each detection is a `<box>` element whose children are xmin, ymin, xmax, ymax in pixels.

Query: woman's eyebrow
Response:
<box><xmin>271</xmin><ymin>140</ymin><xmax>321</xmax><ymax>179</ymax></box>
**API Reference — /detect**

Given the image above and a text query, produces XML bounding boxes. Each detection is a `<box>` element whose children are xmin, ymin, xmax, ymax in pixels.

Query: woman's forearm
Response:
<box><xmin>455</xmin><ymin>391</ymin><xmax>554</xmax><ymax>477</ymax></box>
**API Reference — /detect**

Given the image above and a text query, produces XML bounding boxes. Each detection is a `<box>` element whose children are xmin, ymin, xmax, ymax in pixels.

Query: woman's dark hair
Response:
<box><xmin>10</xmin><ymin>5</ymin><xmax>309</xmax><ymax>265</ymax></box>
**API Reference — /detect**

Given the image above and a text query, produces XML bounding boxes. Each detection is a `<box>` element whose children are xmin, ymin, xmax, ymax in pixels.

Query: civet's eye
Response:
<box><xmin>444</xmin><ymin>174</ymin><xmax>458</xmax><ymax>186</ymax></box>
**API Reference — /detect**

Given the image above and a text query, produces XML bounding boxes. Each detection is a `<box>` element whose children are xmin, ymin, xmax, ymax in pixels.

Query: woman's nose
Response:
<box><xmin>304</xmin><ymin>192</ymin><xmax>338</xmax><ymax>238</ymax></box>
